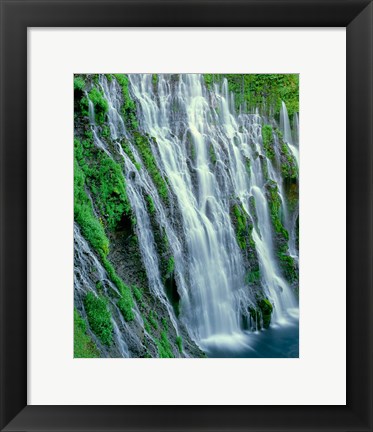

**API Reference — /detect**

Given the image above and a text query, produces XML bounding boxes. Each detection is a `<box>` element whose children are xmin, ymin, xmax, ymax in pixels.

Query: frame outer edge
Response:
<box><xmin>0</xmin><ymin>0</ymin><xmax>372</xmax><ymax>431</ymax></box>
<box><xmin>346</xmin><ymin>1</ymin><xmax>373</xmax><ymax>429</ymax></box>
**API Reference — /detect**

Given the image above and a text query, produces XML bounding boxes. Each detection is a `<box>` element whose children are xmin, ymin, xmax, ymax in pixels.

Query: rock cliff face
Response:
<box><xmin>74</xmin><ymin>74</ymin><xmax>299</xmax><ymax>358</ymax></box>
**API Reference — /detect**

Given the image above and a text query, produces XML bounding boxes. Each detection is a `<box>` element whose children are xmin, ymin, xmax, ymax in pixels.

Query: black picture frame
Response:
<box><xmin>1</xmin><ymin>0</ymin><xmax>372</xmax><ymax>431</ymax></box>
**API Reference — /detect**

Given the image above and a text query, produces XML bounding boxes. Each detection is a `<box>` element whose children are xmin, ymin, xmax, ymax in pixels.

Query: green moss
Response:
<box><xmin>266</xmin><ymin>180</ymin><xmax>289</xmax><ymax>240</ymax></box>
<box><xmin>152</xmin><ymin>74</ymin><xmax>158</xmax><ymax>88</ymax></box>
<box><xmin>132</xmin><ymin>286</ymin><xmax>143</xmax><ymax>302</ymax></box>
<box><xmin>245</xmin><ymin>157</ymin><xmax>251</xmax><ymax>175</ymax></box>
<box><xmin>156</xmin><ymin>331</ymin><xmax>174</xmax><ymax>358</ymax></box>
<box><xmin>148</xmin><ymin>310</ymin><xmax>158</xmax><ymax>330</ymax></box>
<box><xmin>84</xmin><ymin>292</ymin><xmax>113</xmax><ymax>346</ymax></box>
<box><xmin>74</xmin><ymin>157</ymin><xmax>110</xmax><ymax>257</ymax></box>
<box><xmin>232</xmin><ymin>204</ymin><xmax>249</xmax><ymax>250</ymax></box>
<box><xmin>258</xmin><ymin>298</ymin><xmax>273</xmax><ymax>329</ymax></box>
<box><xmin>133</xmin><ymin>132</ymin><xmax>168</xmax><ymax>202</ymax></box>
<box><xmin>75</xmin><ymin>137</ymin><xmax>132</xmax><ymax>231</ymax></box>
<box><xmin>92</xmin><ymin>74</ymin><xmax>99</xmax><ymax>85</ymax></box>
<box><xmin>88</xmin><ymin>87</ymin><xmax>108</xmax><ymax>124</ymax></box>
<box><xmin>74</xmin><ymin>140</ymin><xmax>134</xmax><ymax>321</ymax></box>
<box><xmin>114</xmin><ymin>74</ymin><xmax>138</xmax><ymax>130</ymax></box>
<box><xmin>221</xmin><ymin>74</ymin><xmax>299</xmax><ymax>116</ymax></box>
<box><xmin>166</xmin><ymin>256</ymin><xmax>175</xmax><ymax>276</ymax></box>
<box><xmin>209</xmin><ymin>144</ymin><xmax>217</xmax><ymax>164</ymax></box>
<box><xmin>176</xmin><ymin>336</ymin><xmax>183</xmax><ymax>353</ymax></box>
<box><xmin>101</xmin><ymin>125</ymin><xmax>111</xmax><ymax>139</ymax></box>
<box><xmin>74</xmin><ymin>76</ymin><xmax>86</xmax><ymax>91</ymax></box>
<box><xmin>262</xmin><ymin>125</ymin><xmax>275</xmax><ymax>160</ymax></box>
<box><xmin>143</xmin><ymin>316</ymin><xmax>151</xmax><ymax>333</ymax></box>
<box><xmin>278</xmin><ymin>249</ymin><xmax>297</xmax><ymax>283</ymax></box>
<box><xmin>248</xmin><ymin>195</ymin><xmax>257</xmax><ymax>225</ymax></box>
<box><xmin>280</xmin><ymin>142</ymin><xmax>298</xmax><ymax>180</ymax></box>
<box><xmin>99</xmin><ymin>257</ymin><xmax>134</xmax><ymax>321</ymax></box>
<box><xmin>246</xmin><ymin>269</ymin><xmax>261</xmax><ymax>285</ymax></box>
<box><xmin>146</xmin><ymin>195</ymin><xmax>156</xmax><ymax>215</ymax></box>
<box><xmin>249</xmin><ymin>298</ymin><xmax>273</xmax><ymax>330</ymax></box>
<box><xmin>74</xmin><ymin>309</ymin><xmax>100</xmax><ymax>358</ymax></box>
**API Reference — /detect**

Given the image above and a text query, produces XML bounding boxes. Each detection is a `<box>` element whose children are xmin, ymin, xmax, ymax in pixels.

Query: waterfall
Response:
<box><xmin>74</xmin><ymin>73</ymin><xmax>299</xmax><ymax>357</ymax></box>
<box><xmin>280</xmin><ymin>100</ymin><xmax>299</xmax><ymax>167</ymax></box>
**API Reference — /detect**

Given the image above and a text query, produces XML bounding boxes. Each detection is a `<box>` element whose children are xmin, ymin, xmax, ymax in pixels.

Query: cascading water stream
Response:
<box><xmin>129</xmin><ymin>74</ymin><xmax>248</xmax><ymax>345</ymax></box>
<box><xmin>211</xmin><ymin>83</ymin><xmax>297</xmax><ymax>323</ymax></box>
<box><xmin>280</xmin><ymin>101</ymin><xmax>299</xmax><ymax>167</ymax></box>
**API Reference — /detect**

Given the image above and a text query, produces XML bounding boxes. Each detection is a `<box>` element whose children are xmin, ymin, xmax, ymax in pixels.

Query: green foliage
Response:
<box><xmin>143</xmin><ymin>315</ymin><xmax>151</xmax><ymax>333</ymax></box>
<box><xmin>262</xmin><ymin>125</ymin><xmax>275</xmax><ymax>160</ymax></box>
<box><xmin>133</xmin><ymin>132</ymin><xmax>169</xmax><ymax>202</ymax></box>
<box><xmin>166</xmin><ymin>256</ymin><xmax>175</xmax><ymax>276</ymax></box>
<box><xmin>75</xmin><ymin>137</ymin><xmax>132</xmax><ymax>231</ymax></box>
<box><xmin>90</xmin><ymin>155</ymin><xmax>131</xmax><ymax>230</ymax></box>
<box><xmin>266</xmin><ymin>181</ymin><xmax>289</xmax><ymax>240</ymax></box>
<box><xmin>209</xmin><ymin>144</ymin><xmax>217</xmax><ymax>164</ymax></box>
<box><xmin>278</xmin><ymin>249</ymin><xmax>297</xmax><ymax>283</ymax></box>
<box><xmin>148</xmin><ymin>310</ymin><xmax>158</xmax><ymax>330</ymax></box>
<box><xmin>114</xmin><ymin>74</ymin><xmax>138</xmax><ymax>130</ymax></box>
<box><xmin>74</xmin><ymin>76</ymin><xmax>86</xmax><ymax>92</ymax></box>
<box><xmin>132</xmin><ymin>286</ymin><xmax>143</xmax><ymax>302</ymax></box>
<box><xmin>204</xmin><ymin>74</ymin><xmax>299</xmax><ymax>117</ymax></box>
<box><xmin>88</xmin><ymin>87</ymin><xmax>108</xmax><ymax>124</ymax></box>
<box><xmin>176</xmin><ymin>336</ymin><xmax>183</xmax><ymax>354</ymax></box>
<box><xmin>146</xmin><ymin>195</ymin><xmax>156</xmax><ymax>215</ymax></box>
<box><xmin>152</xmin><ymin>74</ymin><xmax>158</xmax><ymax>88</ymax></box>
<box><xmin>101</xmin><ymin>125</ymin><xmax>111</xmax><ymax>139</ymax></box>
<box><xmin>117</xmin><ymin>295</ymin><xmax>134</xmax><ymax>322</ymax></box>
<box><xmin>84</xmin><ymin>292</ymin><xmax>113</xmax><ymax>346</ymax></box>
<box><xmin>280</xmin><ymin>143</ymin><xmax>298</xmax><ymax>180</ymax></box>
<box><xmin>245</xmin><ymin>157</ymin><xmax>251</xmax><ymax>175</ymax></box>
<box><xmin>246</xmin><ymin>269</ymin><xmax>261</xmax><ymax>285</ymax></box>
<box><xmin>92</xmin><ymin>74</ymin><xmax>99</xmax><ymax>85</ymax></box>
<box><xmin>232</xmin><ymin>204</ymin><xmax>249</xmax><ymax>250</ymax></box>
<box><xmin>77</xmin><ymin>96</ymin><xmax>89</xmax><ymax>117</ymax></box>
<box><xmin>98</xmin><ymin>257</ymin><xmax>134</xmax><ymax>321</ymax></box>
<box><xmin>258</xmin><ymin>298</ymin><xmax>273</xmax><ymax>329</ymax></box>
<box><xmin>74</xmin><ymin>157</ymin><xmax>110</xmax><ymax>257</ymax></box>
<box><xmin>248</xmin><ymin>195</ymin><xmax>257</xmax><ymax>225</ymax></box>
<box><xmin>74</xmin><ymin>138</ymin><xmax>135</xmax><ymax>322</ymax></box>
<box><xmin>74</xmin><ymin>309</ymin><xmax>100</xmax><ymax>358</ymax></box>
<box><xmin>156</xmin><ymin>331</ymin><xmax>174</xmax><ymax>358</ymax></box>
<box><xmin>249</xmin><ymin>298</ymin><xmax>273</xmax><ymax>330</ymax></box>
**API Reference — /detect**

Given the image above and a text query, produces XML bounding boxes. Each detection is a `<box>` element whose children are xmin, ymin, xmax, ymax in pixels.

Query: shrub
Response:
<box><xmin>74</xmin><ymin>76</ymin><xmax>86</xmax><ymax>92</ymax></box>
<box><xmin>132</xmin><ymin>286</ymin><xmax>143</xmax><ymax>302</ymax></box>
<box><xmin>262</xmin><ymin>125</ymin><xmax>275</xmax><ymax>160</ymax></box>
<box><xmin>88</xmin><ymin>87</ymin><xmax>108</xmax><ymax>124</ymax></box>
<box><xmin>148</xmin><ymin>310</ymin><xmax>158</xmax><ymax>330</ymax></box>
<box><xmin>156</xmin><ymin>331</ymin><xmax>174</xmax><ymax>358</ymax></box>
<box><xmin>74</xmin><ymin>158</ymin><xmax>110</xmax><ymax>256</ymax></box>
<box><xmin>84</xmin><ymin>292</ymin><xmax>113</xmax><ymax>346</ymax></box>
<box><xmin>74</xmin><ymin>309</ymin><xmax>100</xmax><ymax>358</ymax></box>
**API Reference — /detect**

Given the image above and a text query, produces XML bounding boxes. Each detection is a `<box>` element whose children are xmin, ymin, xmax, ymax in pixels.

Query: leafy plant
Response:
<box><xmin>74</xmin><ymin>309</ymin><xmax>100</xmax><ymax>358</ymax></box>
<box><xmin>84</xmin><ymin>292</ymin><xmax>113</xmax><ymax>346</ymax></box>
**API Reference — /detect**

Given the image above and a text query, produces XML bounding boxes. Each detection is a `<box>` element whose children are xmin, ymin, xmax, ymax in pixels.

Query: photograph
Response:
<box><xmin>73</xmin><ymin>73</ymin><xmax>299</xmax><ymax>359</ymax></box>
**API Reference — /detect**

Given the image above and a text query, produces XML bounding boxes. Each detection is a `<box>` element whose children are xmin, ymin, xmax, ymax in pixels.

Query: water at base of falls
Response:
<box><xmin>204</xmin><ymin>311</ymin><xmax>299</xmax><ymax>358</ymax></box>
